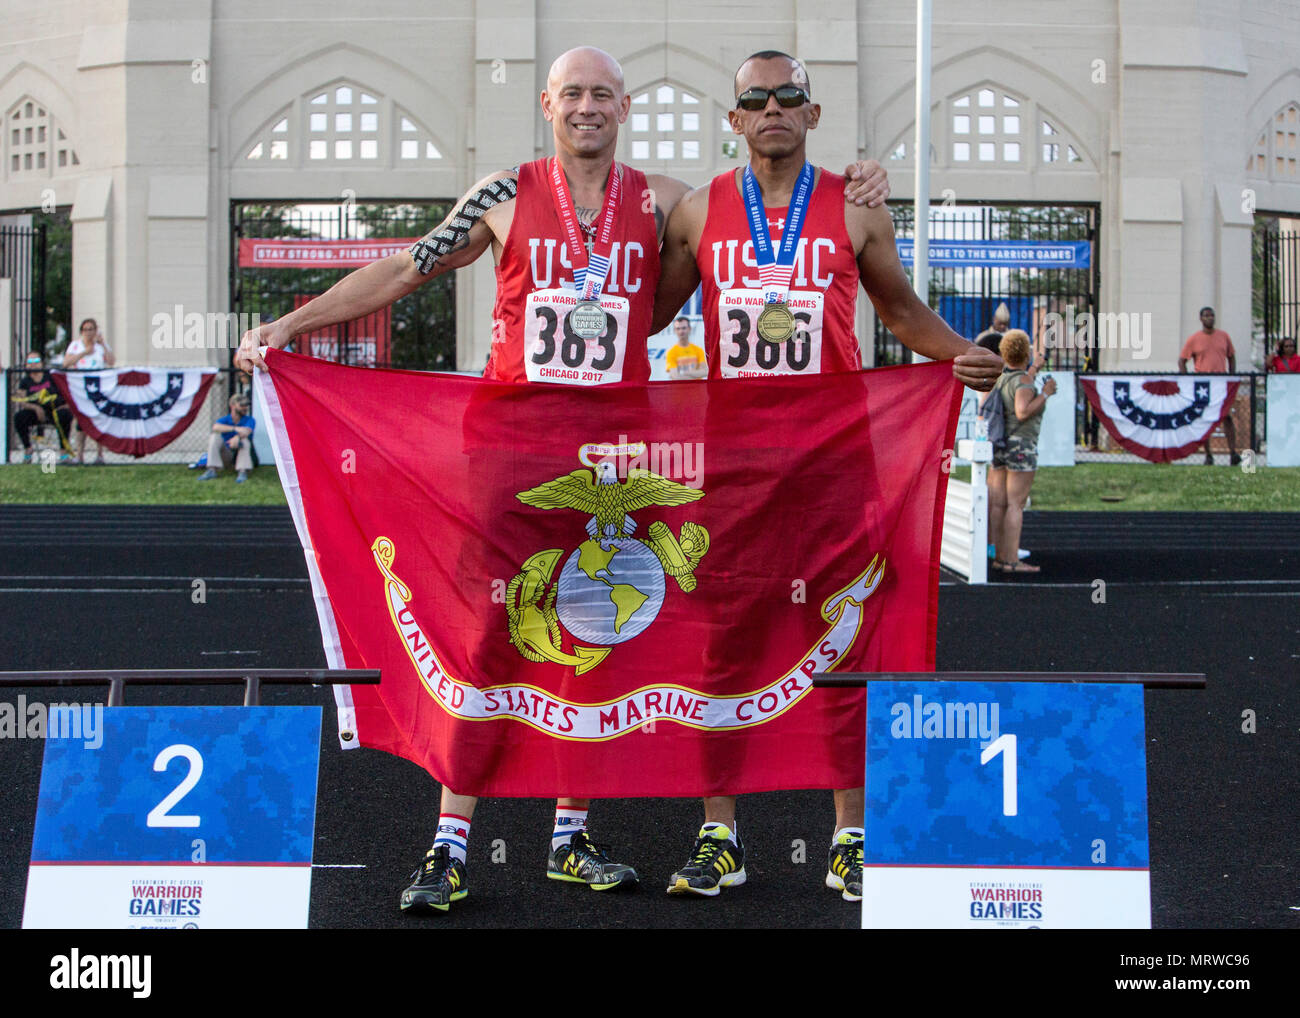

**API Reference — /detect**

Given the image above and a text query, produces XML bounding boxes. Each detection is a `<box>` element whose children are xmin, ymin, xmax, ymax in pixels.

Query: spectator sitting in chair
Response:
<box><xmin>199</xmin><ymin>393</ymin><xmax>255</xmax><ymax>483</ymax></box>
<box><xmin>13</xmin><ymin>353</ymin><xmax>73</xmax><ymax>462</ymax></box>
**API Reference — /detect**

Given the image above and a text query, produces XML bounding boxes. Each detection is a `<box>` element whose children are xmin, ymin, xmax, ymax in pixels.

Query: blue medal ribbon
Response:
<box><xmin>741</xmin><ymin>162</ymin><xmax>815</xmax><ymax>304</ymax></box>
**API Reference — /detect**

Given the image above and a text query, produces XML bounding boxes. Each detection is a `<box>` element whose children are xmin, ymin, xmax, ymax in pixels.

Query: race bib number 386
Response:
<box><xmin>525</xmin><ymin>289</ymin><xmax>630</xmax><ymax>384</ymax></box>
<box><xmin>718</xmin><ymin>289</ymin><xmax>823</xmax><ymax>379</ymax></box>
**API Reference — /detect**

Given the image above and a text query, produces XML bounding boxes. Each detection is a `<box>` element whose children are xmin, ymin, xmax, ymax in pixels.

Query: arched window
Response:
<box><xmin>5</xmin><ymin>97</ymin><xmax>78</xmax><ymax>179</ymax></box>
<box><xmin>886</xmin><ymin>84</ymin><xmax>1089</xmax><ymax>171</ymax></box>
<box><xmin>241</xmin><ymin>81</ymin><xmax>443</xmax><ymax>167</ymax></box>
<box><xmin>628</xmin><ymin>83</ymin><xmax>701</xmax><ymax>162</ymax></box>
<box><xmin>622</xmin><ymin>81</ymin><xmax>734</xmax><ymax>167</ymax></box>
<box><xmin>1247</xmin><ymin>102</ymin><xmax>1299</xmax><ymax>180</ymax></box>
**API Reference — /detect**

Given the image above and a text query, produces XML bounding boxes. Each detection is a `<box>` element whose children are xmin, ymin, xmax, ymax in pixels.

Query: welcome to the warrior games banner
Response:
<box><xmin>257</xmin><ymin>351</ymin><xmax>961</xmax><ymax>797</ymax></box>
<box><xmin>896</xmin><ymin>239</ymin><xmax>1091</xmax><ymax>269</ymax></box>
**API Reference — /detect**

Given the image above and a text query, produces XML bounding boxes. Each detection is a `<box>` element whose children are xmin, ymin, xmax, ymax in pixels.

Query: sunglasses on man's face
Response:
<box><xmin>735</xmin><ymin>86</ymin><xmax>809</xmax><ymax>111</ymax></box>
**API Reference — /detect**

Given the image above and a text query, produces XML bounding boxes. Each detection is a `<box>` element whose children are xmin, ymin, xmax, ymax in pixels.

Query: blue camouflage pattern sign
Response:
<box><xmin>31</xmin><ymin>706</ymin><xmax>321</xmax><ymax>864</ymax></box>
<box><xmin>866</xmin><ymin>682</ymin><xmax>1148</xmax><ymax>867</ymax></box>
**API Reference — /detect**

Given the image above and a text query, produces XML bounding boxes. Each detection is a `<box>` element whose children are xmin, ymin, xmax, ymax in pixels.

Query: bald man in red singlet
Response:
<box><xmin>653</xmin><ymin>50</ymin><xmax>1003</xmax><ymax>904</ymax></box>
<box><xmin>237</xmin><ymin>46</ymin><xmax>891</xmax><ymax>915</ymax></box>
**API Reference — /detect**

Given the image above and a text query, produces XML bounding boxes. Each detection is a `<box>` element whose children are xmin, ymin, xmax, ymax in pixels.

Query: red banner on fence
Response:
<box><xmin>237</xmin><ymin>238</ymin><xmax>419</xmax><ymax>268</ymax></box>
<box><xmin>258</xmin><ymin>351</ymin><xmax>961</xmax><ymax>797</ymax></box>
<box><xmin>292</xmin><ymin>295</ymin><xmax>391</xmax><ymax>367</ymax></box>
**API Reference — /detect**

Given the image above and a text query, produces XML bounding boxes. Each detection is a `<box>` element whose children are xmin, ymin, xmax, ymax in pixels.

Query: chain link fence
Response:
<box><xmin>5</xmin><ymin>366</ymin><xmax>247</xmax><ymax>466</ymax></box>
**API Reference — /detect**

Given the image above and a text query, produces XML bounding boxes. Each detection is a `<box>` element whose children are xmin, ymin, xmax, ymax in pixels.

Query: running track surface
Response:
<box><xmin>0</xmin><ymin>506</ymin><xmax>1296</xmax><ymax>930</ymax></box>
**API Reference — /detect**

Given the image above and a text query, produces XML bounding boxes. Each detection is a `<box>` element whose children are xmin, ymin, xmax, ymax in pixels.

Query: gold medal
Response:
<box><xmin>756</xmin><ymin>302</ymin><xmax>795</xmax><ymax>343</ymax></box>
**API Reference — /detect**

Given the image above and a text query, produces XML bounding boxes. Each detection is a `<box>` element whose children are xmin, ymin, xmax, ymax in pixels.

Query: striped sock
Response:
<box><xmin>552</xmin><ymin>808</ymin><xmax>588</xmax><ymax>851</ymax></box>
<box><xmin>433</xmin><ymin>813</ymin><xmax>470</xmax><ymax>864</ymax></box>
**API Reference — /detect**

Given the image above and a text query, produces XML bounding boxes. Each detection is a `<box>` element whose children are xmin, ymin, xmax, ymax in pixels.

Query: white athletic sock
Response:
<box><xmin>433</xmin><ymin>813</ymin><xmax>470</xmax><ymax>864</ymax></box>
<box><xmin>833</xmin><ymin>825</ymin><xmax>864</xmax><ymax>845</ymax></box>
<box><xmin>552</xmin><ymin>807</ymin><xmax>588</xmax><ymax>851</ymax></box>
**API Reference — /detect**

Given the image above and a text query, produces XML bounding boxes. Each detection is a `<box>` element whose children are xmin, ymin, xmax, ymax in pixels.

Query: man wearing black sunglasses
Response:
<box><xmin>652</xmin><ymin>50</ymin><xmax>1003</xmax><ymax>905</ymax></box>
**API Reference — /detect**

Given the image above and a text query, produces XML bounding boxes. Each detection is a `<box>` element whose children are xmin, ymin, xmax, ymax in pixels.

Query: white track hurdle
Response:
<box><xmin>940</xmin><ymin>437</ymin><xmax>991</xmax><ymax>585</ymax></box>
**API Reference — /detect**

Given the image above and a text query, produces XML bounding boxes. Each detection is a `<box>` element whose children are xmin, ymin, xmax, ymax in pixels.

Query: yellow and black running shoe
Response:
<box><xmin>825</xmin><ymin>831</ymin><xmax>863</xmax><ymax>901</ymax></box>
<box><xmin>400</xmin><ymin>845</ymin><xmax>468</xmax><ymax>914</ymax></box>
<box><xmin>666</xmin><ymin>824</ymin><xmax>746</xmax><ymax>897</ymax></box>
<box><xmin>546</xmin><ymin>830</ymin><xmax>639</xmax><ymax>890</ymax></box>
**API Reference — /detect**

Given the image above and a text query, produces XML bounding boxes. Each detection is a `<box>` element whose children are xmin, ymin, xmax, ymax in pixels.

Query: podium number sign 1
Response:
<box><xmin>24</xmin><ymin>706</ymin><xmax>322</xmax><ymax>929</ymax></box>
<box><xmin>864</xmin><ymin>681</ymin><xmax>1150</xmax><ymax>929</ymax></box>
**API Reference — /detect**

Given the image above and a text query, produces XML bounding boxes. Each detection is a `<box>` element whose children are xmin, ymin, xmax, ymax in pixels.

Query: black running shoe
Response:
<box><xmin>825</xmin><ymin>831</ymin><xmax>863</xmax><ymax>901</ymax></box>
<box><xmin>546</xmin><ymin>830</ymin><xmax>639</xmax><ymax>890</ymax></box>
<box><xmin>666</xmin><ymin>824</ymin><xmax>746</xmax><ymax>896</ymax></box>
<box><xmin>399</xmin><ymin>845</ymin><xmax>468</xmax><ymax>914</ymax></box>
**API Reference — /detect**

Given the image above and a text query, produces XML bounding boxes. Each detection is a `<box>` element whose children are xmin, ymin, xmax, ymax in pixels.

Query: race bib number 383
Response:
<box><xmin>718</xmin><ymin>290</ymin><xmax>823</xmax><ymax>379</ymax></box>
<box><xmin>525</xmin><ymin>289</ymin><xmax>630</xmax><ymax>384</ymax></box>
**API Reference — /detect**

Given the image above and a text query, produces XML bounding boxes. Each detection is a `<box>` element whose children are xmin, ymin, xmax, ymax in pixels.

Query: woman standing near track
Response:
<box><xmin>987</xmin><ymin>329</ymin><xmax>1054</xmax><ymax>575</ymax></box>
<box><xmin>62</xmin><ymin>318</ymin><xmax>114</xmax><ymax>464</ymax></box>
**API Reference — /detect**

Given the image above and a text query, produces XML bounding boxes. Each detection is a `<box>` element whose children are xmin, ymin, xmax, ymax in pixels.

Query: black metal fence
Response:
<box><xmin>877</xmin><ymin>202</ymin><xmax>1099</xmax><ymax>371</ymax></box>
<box><xmin>5</xmin><ymin>366</ymin><xmax>248</xmax><ymax>466</ymax></box>
<box><xmin>230</xmin><ymin>200</ymin><xmax>455</xmax><ymax>371</ymax></box>
<box><xmin>1258</xmin><ymin>219</ymin><xmax>1299</xmax><ymax>361</ymax></box>
<box><xmin>0</xmin><ymin>221</ymin><xmax>46</xmax><ymax>361</ymax></box>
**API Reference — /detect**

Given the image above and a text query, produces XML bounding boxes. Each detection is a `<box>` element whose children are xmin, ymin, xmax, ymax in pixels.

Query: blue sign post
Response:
<box><xmin>863</xmin><ymin>681</ymin><xmax>1150</xmax><ymax>928</ymax></box>
<box><xmin>24</xmin><ymin>706</ymin><xmax>322</xmax><ymax>929</ymax></box>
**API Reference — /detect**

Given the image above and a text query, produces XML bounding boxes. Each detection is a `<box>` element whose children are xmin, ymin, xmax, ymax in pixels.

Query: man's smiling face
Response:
<box><xmin>542</xmin><ymin>48</ymin><xmax>630</xmax><ymax>158</ymax></box>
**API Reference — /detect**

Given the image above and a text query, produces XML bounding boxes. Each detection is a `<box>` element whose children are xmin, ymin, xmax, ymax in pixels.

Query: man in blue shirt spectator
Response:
<box><xmin>198</xmin><ymin>392</ymin><xmax>255</xmax><ymax>483</ymax></box>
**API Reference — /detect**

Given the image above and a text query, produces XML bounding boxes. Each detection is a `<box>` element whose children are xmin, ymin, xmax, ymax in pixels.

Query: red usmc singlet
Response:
<box><xmin>486</xmin><ymin>158</ymin><xmax>659</xmax><ymax>384</ymax></box>
<box><xmin>696</xmin><ymin>168</ymin><xmax>861</xmax><ymax>379</ymax></box>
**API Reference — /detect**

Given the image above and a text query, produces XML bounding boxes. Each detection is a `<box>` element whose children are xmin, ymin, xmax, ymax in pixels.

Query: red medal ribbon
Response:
<box><xmin>549</xmin><ymin>158</ymin><xmax>622</xmax><ymax>299</ymax></box>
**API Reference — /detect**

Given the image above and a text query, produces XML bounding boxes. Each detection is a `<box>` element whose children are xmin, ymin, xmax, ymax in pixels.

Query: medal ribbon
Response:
<box><xmin>742</xmin><ymin>162</ymin><xmax>815</xmax><ymax>304</ymax></box>
<box><xmin>550</xmin><ymin>158</ymin><xmax>622</xmax><ymax>300</ymax></box>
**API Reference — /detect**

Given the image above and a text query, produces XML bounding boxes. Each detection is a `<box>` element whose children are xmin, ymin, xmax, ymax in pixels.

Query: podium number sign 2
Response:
<box><xmin>24</xmin><ymin>706</ymin><xmax>322</xmax><ymax>929</ymax></box>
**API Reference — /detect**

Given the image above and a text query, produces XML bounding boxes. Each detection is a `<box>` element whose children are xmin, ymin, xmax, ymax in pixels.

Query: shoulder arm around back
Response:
<box><xmin>650</xmin><ymin>184</ymin><xmax>708</xmax><ymax>335</ymax></box>
<box><xmin>643</xmin><ymin>174</ymin><xmax>692</xmax><ymax>243</ymax></box>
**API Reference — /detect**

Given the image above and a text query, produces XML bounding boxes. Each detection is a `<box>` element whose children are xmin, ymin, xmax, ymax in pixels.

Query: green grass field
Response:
<box><xmin>0</xmin><ymin>463</ymin><xmax>289</xmax><ymax>506</ymax></box>
<box><xmin>951</xmin><ymin>463</ymin><xmax>1300</xmax><ymax>511</ymax></box>
<box><xmin>1</xmin><ymin>461</ymin><xmax>1296</xmax><ymax>511</ymax></box>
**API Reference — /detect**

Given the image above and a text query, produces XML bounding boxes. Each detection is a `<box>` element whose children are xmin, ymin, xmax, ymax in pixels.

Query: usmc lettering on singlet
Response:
<box><xmin>527</xmin><ymin>239</ymin><xmax>647</xmax><ymax>293</ymax></box>
<box><xmin>708</xmin><ymin>233</ymin><xmax>838</xmax><ymax>292</ymax></box>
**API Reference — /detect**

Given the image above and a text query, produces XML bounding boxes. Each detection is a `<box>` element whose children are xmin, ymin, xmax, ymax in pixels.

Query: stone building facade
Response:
<box><xmin>2</xmin><ymin>0</ymin><xmax>1299</xmax><ymax>372</ymax></box>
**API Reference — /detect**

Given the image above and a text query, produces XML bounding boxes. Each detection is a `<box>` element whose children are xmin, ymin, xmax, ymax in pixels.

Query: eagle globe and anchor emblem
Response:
<box><xmin>506</xmin><ymin>441</ymin><xmax>709</xmax><ymax>674</ymax></box>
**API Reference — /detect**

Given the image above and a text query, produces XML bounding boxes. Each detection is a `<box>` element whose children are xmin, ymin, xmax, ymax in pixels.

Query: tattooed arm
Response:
<box><xmin>236</xmin><ymin>171</ymin><xmax>518</xmax><ymax>371</ymax></box>
<box><xmin>408</xmin><ymin>171</ymin><xmax>518</xmax><ymax>274</ymax></box>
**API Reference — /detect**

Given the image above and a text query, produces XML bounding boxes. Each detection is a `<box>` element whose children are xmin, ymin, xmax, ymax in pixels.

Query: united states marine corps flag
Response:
<box><xmin>258</xmin><ymin>349</ymin><xmax>960</xmax><ymax>797</ymax></box>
